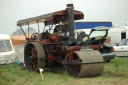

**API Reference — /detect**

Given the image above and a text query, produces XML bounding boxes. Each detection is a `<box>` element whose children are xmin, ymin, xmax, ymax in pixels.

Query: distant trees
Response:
<box><xmin>12</xmin><ymin>27</ymin><xmax>36</xmax><ymax>36</ymax></box>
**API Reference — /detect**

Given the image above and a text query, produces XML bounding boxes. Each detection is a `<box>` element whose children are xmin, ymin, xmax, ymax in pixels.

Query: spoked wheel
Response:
<box><xmin>65</xmin><ymin>54</ymin><xmax>81</xmax><ymax>77</ymax></box>
<box><xmin>65</xmin><ymin>50</ymin><xmax>104</xmax><ymax>78</ymax></box>
<box><xmin>24</xmin><ymin>42</ymin><xmax>46</xmax><ymax>72</ymax></box>
<box><xmin>29</xmin><ymin>45</ymin><xmax>38</xmax><ymax>71</ymax></box>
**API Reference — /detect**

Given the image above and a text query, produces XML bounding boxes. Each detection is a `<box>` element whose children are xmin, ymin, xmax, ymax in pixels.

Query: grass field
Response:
<box><xmin>0</xmin><ymin>56</ymin><xmax>128</xmax><ymax>85</ymax></box>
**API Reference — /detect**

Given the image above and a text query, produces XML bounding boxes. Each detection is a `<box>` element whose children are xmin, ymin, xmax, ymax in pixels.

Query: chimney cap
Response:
<box><xmin>66</xmin><ymin>4</ymin><xmax>74</xmax><ymax>9</ymax></box>
<box><xmin>67</xmin><ymin>4</ymin><xmax>73</xmax><ymax>7</ymax></box>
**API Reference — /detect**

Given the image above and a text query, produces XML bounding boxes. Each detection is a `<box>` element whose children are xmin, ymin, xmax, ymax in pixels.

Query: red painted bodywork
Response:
<box><xmin>68</xmin><ymin>45</ymin><xmax>99</xmax><ymax>61</ymax></box>
<box><xmin>48</xmin><ymin>55</ymin><xmax>56</xmax><ymax>60</ymax></box>
<box><xmin>90</xmin><ymin>45</ymin><xmax>99</xmax><ymax>51</ymax></box>
<box><xmin>49</xmin><ymin>32</ymin><xmax>62</xmax><ymax>42</ymax></box>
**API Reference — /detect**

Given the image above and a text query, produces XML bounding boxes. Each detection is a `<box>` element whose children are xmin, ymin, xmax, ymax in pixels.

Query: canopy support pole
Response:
<box><xmin>20</xmin><ymin>26</ymin><xmax>29</xmax><ymax>42</ymax></box>
<box><xmin>49</xmin><ymin>21</ymin><xmax>50</xmax><ymax>33</ymax></box>
<box><xmin>28</xmin><ymin>25</ymin><xmax>29</xmax><ymax>38</ymax></box>
<box><xmin>38</xmin><ymin>23</ymin><xmax>39</xmax><ymax>33</ymax></box>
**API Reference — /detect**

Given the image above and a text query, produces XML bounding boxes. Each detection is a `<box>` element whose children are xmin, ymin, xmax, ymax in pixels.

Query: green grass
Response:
<box><xmin>0</xmin><ymin>57</ymin><xmax>128</xmax><ymax>85</ymax></box>
<box><xmin>104</xmin><ymin>57</ymin><xmax>128</xmax><ymax>77</ymax></box>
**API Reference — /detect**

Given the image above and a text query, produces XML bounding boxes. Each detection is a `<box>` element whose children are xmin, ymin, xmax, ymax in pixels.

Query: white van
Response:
<box><xmin>0</xmin><ymin>34</ymin><xmax>15</xmax><ymax>64</ymax></box>
<box><xmin>108</xmin><ymin>26</ymin><xmax>128</xmax><ymax>46</ymax></box>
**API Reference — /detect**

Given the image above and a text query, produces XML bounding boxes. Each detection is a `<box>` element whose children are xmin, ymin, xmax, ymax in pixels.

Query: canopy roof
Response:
<box><xmin>17</xmin><ymin>10</ymin><xmax>84</xmax><ymax>27</ymax></box>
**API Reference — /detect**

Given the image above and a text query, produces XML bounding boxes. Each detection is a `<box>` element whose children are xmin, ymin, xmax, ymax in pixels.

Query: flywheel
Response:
<box><xmin>65</xmin><ymin>50</ymin><xmax>104</xmax><ymax>78</ymax></box>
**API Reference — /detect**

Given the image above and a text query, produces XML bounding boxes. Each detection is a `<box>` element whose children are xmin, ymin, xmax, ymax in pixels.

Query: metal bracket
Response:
<box><xmin>20</xmin><ymin>26</ymin><xmax>29</xmax><ymax>42</ymax></box>
<box><xmin>62</xmin><ymin>59</ymin><xmax>104</xmax><ymax>64</ymax></box>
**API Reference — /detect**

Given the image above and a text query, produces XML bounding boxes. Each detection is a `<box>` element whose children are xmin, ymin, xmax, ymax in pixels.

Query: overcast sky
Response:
<box><xmin>0</xmin><ymin>0</ymin><xmax>128</xmax><ymax>35</ymax></box>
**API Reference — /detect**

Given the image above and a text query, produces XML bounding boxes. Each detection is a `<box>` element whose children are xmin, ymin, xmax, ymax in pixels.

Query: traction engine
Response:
<box><xmin>17</xmin><ymin>4</ymin><xmax>104</xmax><ymax>78</ymax></box>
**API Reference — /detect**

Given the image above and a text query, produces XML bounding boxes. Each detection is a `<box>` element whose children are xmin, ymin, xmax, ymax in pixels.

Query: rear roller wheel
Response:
<box><xmin>24</xmin><ymin>42</ymin><xmax>46</xmax><ymax>72</ymax></box>
<box><xmin>65</xmin><ymin>50</ymin><xmax>104</xmax><ymax>78</ymax></box>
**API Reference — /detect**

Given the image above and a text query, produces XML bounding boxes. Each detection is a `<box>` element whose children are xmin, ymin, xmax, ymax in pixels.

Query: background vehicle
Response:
<box><xmin>89</xmin><ymin>27</ymin><xmax>115</xmax><ymax>62</ymax></box>
<box><xmin>74</xmin><ymin>21</ymin><xmax>112</xmax><ymax>35</ymax></box>
<box><xmin>75</xmin><ymin>21</ymin><xmax>112</xmax><ymax>30</ymax></box>
<box><xmin>76</xmin><ymin>26</ymin><xmax>116</xmax><ymax>62</ymax></box>
<box><xmin>108</xmin><ymin>26</ymin><xmax>128</xmax><ymax>46</ymax></box>
<box><xmin>113</xmin><ymin>38</ymin><xmax>128</xmax><ymax>57</ymax></box>
<box><xmin>17</xmin><ymin>4</ymin><xmax>104</xmax><ymax>78</ymax></box>
<box><xmin>0</xmin><ymin>34</ymin><xmax>15</xmax><ymax>64</ymax></box>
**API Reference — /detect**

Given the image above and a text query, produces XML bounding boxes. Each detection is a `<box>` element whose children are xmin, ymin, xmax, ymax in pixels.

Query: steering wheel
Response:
<box><xmin>31</xmin><ymin>33</ymin><xmax>39</xmax><ymax>40</ymax></box>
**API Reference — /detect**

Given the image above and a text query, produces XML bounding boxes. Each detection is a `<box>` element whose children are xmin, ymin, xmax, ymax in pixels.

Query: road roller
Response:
<box><xmin>16</xmin><ymin>4</ymin><xmax>104</xmax><ymax>78</ymax></box>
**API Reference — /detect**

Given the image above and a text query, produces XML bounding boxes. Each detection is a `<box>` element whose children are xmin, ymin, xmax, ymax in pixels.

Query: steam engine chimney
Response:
<box><xmin>66</xmin><ymin>4</ymin><xmax>74</xmax><ymax>39</ymax></box>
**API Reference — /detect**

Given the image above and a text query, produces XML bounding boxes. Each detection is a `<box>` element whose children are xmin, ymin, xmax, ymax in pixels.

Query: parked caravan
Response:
<box><xmin>0</xmin><ymin>34</ymin><xmax>15</xmax><ymax>64</ymax></box>
<box><xmin>108</xmin><ymin>26</ymin><xmax>128</xmax><ymax>46</ymax></box>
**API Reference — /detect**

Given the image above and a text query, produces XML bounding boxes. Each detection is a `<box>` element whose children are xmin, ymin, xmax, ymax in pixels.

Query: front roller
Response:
<box><xmin>24</xmin><ymin>42</ymin><xmax>46</xmax><ymax>72</ymax></box>
<box><xmin>65</xmin><ymin>50</ymin><xmax>104</xmax><ymax>78</ymax></box>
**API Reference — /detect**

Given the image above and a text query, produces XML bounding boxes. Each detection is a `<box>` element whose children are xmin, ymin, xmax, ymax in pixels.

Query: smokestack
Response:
<box><xmin>66</xmin><ymin>4</ymin><xmax>74</xmax><ymax>39</ymax></box>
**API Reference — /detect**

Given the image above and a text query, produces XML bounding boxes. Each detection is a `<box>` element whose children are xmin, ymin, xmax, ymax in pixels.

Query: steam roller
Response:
<box><xmin>17</xmin><ymin>4</ymin><xmax>104</xmax><ymax>78</ymax></box>
<box><xmin>24</xmin><ymin>42</ymin><xmax>104</xmax><ymax>78</ymax></box>
<box><xmin>65</xmin><ymin>50</ymin><xmax>104</xmax><ymax>78</ymax></box>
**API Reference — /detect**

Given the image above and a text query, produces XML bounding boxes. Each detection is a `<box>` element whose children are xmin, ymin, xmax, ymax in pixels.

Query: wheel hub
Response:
<box><xmin>29</xmin><ymin>55</ymin><xmax>35</xmax><ymax>61</ymax></box>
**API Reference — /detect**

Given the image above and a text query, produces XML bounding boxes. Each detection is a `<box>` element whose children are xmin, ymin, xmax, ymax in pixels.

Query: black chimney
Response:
<box><xmin>66</xmin><ymin>4</ymin><xmax>74</xmax><ymax>39</ymax></box>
